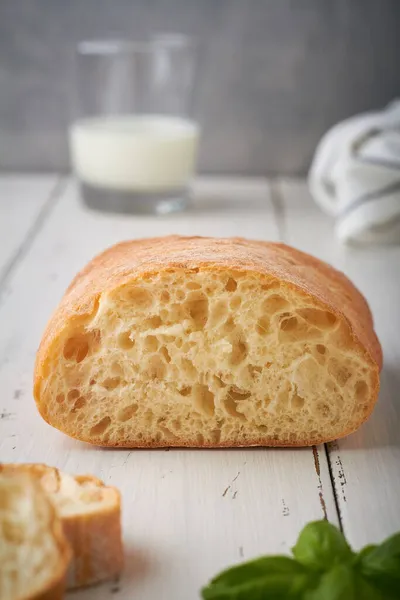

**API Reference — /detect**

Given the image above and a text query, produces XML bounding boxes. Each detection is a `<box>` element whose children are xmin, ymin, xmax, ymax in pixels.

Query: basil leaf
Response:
<box><xmin>201</xmin><ymin>556</ymin><xmax>309</xmax><ymax>600</ymax></box>
<box><xmin>304</xmin><ymin>564</ymin><xmax>381</xmax><ymax>600</ymax></box>
<box><xmin>292</xmin><ymin>521</ymin><xmax>354</xmax><ymax>570</ymax></box>
<box><xmin>356</xmin><ymin>545</ymin><xmax>378</xmax><ymax>563</ymax></box>
<box><xmin>358</xmin><ymin>533</ymin><xmax>400</xmax><ymax>596</ymax></box>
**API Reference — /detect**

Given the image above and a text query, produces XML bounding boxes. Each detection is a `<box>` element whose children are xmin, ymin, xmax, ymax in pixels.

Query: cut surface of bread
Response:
<box><xmin>0</xmin><ymin>464</ymin><xmax>123</xmax><ymax>589</ymax></box>
<box><xmin>0</xmin><ymin>472</ymin><xmax>70</xmax><ymax>600</ymax></box>
<box><xmin>34</xmin><ymin>236</ymin><xmax>382</xmax><ymax>447</ymax></box>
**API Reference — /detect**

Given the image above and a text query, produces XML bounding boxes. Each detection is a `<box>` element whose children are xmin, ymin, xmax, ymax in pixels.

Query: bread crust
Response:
<box><xmin>34</xmin><ymin>236</ymin><xmax>382</xmax><ymax>446</ymax></box>
<box><xmin>0</xmin><ymin>464</ymin><xmax>123</xmax><ymax>590</ymax></box>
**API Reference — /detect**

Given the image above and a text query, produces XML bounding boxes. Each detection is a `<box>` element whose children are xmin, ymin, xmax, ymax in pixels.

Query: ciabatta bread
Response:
<box><xmin>0</xmin><ymin>464</ymin><xmax>123</xmax><ymax>589</ymax></box>
<box><xmin>34</xmin><ymin>236</ymin><xmax>382</xmax><ymax>447</ymax></box>
<box><xmin>0</xmin><ymin>472</ymin><xmax>70</xmax><ymax>600</ymax></box>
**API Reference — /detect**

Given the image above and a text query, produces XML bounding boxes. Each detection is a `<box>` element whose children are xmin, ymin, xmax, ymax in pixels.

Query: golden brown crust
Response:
<box><xmin>27</xmin><ymin>575</ymin><xmax>66</xmax><ymax>600</ymax></box>
<box><xmin>0</xmin><ymin>464</ymin><xmax>123</xmax><ymax>590</ymax></box>
<box><xmin>34</xmin><ymin>236</ymin><xmax>382</xmax><ymax>446</ymax></box>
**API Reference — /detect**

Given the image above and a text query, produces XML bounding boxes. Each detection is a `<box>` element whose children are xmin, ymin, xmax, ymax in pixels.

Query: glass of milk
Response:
<box><xmin>69</xmin><ymin>35</ymin><xmax>199</xmax><ymax>214</ymax></box>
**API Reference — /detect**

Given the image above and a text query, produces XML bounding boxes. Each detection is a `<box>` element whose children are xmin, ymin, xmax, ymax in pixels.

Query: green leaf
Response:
<box><xmin>201</xmin><ymin>556</ymin><xmax>309</xmax><ymax>600</ymax></box>
<box><xmin>358</xmin><ymin>533</ymin><xmax>400</xmax><ymax>596</ymax></box>
<box><xmin>304</xmin><ymin>565</ymin><xmax>355</xmax><ymax>600</ymax></box>
<box><xmin>292</xmin><ymin>521</ymin><xmax>354</xmax><ymax>571</ymax></box>
<box><xmin>356</xmin><ymin>545</ymin><xmax>378</xmax><ymax>564</ymax></box>
<box><xmin>304</xmin><ymin>564</ymin><xmax>382</xmax><ymax>600</ymax></box>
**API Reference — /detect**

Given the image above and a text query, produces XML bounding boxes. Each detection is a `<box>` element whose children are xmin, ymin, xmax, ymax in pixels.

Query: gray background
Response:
<box><xmin>0</xmin><ymin>0</ymin><xmax>399</xmax><ymax>175</ymax></box>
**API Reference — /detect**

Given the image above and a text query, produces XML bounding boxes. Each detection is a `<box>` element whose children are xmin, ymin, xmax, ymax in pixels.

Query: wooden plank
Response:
<box><xmin>0</xmin><ymin>175</ymin><xmax>59</xmax><ymax>280</ymax></box>
<box><xmin>278</xmin><ymin>178</ymin><xmax>400</xmax><ymax>548</ymax></box>
<box><xmin>0</xmin><ymin>177</ymin><xmax>338</xmax><ymax>600</ymax></box>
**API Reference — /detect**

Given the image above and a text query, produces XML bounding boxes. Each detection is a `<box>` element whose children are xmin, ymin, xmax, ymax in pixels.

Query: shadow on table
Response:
<box><xmin>67</xmin><ymin>544</ymin><xmax>154</xmax><ymax>598</ymax></box>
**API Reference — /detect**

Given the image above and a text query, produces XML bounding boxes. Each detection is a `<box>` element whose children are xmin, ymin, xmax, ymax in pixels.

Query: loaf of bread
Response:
<box><xmin>34</xmin><ymin>236</ymin><xmax>382</xmax><ymax>447</ymax></box>
<box><xmin>0</xmin><ymin>464</ymin><xmax>123</xmax><ymax>589</ymax></box>
<box><xmin>0</xmin><ymin>471</ymin><xmax>70</xmax><ymax>600</ymax></box>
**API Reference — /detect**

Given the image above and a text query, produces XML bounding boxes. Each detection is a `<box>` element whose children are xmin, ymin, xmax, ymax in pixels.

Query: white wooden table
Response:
<box><xmin>0</xmin><ymin>175</ymin><xmax>399</xmax><ymax>599</ymax></box>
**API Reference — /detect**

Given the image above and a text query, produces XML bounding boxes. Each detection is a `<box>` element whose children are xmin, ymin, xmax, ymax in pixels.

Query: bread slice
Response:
<box><xmin>34</xmin><ymin>236</ymin><xmax>382</xmax><ymax>447</ymax></box>
<box><xmin>0</xmin><ymin>464</ymin><xmax>123</xmax><ymax>590</ymax></box>
<box><xmin>0</xmin><ymin>472</ymin><xmax>70</xmax><ymax>600</ymax></box>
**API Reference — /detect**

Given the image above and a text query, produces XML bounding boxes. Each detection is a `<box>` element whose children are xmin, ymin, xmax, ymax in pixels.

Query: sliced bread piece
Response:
<box><xmin>0</xmin><ymin>472</ymin><xmax>70</xmax><ymax>600</ymax></box>
<box><xmin>34</xmin><ymin>236</ymin><xmax>382</xmax><ymax>447</ymax></box>
<box><xmin>0</xmin><ymin>464</ymin><xmax>123</xmax><ymax>589</ymax></box>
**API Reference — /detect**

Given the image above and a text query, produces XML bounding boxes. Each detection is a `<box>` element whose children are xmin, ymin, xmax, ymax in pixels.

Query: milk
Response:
<box><xmin>69</xmin><ymin>115</ymin><xmax>199</xmax><ymax>193</ymax></box>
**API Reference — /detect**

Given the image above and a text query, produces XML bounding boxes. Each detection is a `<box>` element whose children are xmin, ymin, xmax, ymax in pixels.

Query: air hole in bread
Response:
<box><xmin>144</xmin><ymin>315</ymin><xmax>162</xmax><ymax>329</ymax></box>
<box><xmin>56</xmin><ymin>393</ymin><xmax>65</xmax><ymax>404</ymax></box>
<box><xmin>172</xmin><ymin>418</ymin><xmax>182</xmax><ymax>431</ymax></box>
<box><xmin>144</xmin><ymin>410</ymin><xmax>154</xmax><ymax>426</ymax></box>
<box><xmin>178</xmin><ymin>386</ymin><xmax>192</xmax><ymax>396</ymax></box>
<box><xmin>72</xmin><ymin>396</ymin><xmax>86</xmax><ymax>411</ymax></box>
<box><xmin>176</xmin><ymin>289</ymin><xmax>186</xmax><ymax>301</ymax></box>
<box><xmin>160</xmin><ymin>346</ymin><xmax>171</xmax><ymax>363</ymax></box>
<box><xmin>124</xmin><ymin>287</ymin><xmax>153</xmax><ymax>308</ymax></box>
<box><xmin>90</xmin><ymin>416</ymin><xmax>111</xmax><ymax>436</ymax></box>
<box><xmin>210</xmin><ymin>428</ymin><xmax>221</xmax><ymax>444</ymax></box>
<box><xmin>256</xmin><ymin>317</ymin><xmax>270</xmax><ymax>335</ymax></box>
<box><xmin>117</xmin><ymin>403</ymin><xmax>138</xmax><ymax>422</ymax></box>
<box><xmin>67</xmin><ymin>389</ymin><xmax>80</xmax><ymax>401</ymax></box>
<box><xmin>291</xmin><ymin>392</ymin><xmax>305</xmax><ymax>411</ymax></box>
<box><xmin>262</xmin><ymin>294</ymin><xmax>289</xmax><ymax>314</ymax></box>
<box><xmin>193</xmin><ymin>384</ymin><xmax>215</xmax><ymax>416</ymax></box>
<box><xmin>101</xmin><ymin>377</ymin><xmax>121</xmax><ymax>391</ymax></box>
<box><xmin>328</xmin><ymin>358</ymin><xmax>352</xmax><ymax>386</ymax></box>
<box><xmin>316</xmin><ymin>344</ymin><xmax>326</xmax><ymax>355</ymax></box>
<box><xmin>223</xmin><ymin>317</ymin><xmax>235</xmax><ymax>333</ymax></box>
<box><xmin>248</xmin><ymin>365</ymin><xmax>262</xmax><ymax>380</ymax></box>
<box><xmin>186</xmin><ymin>281</ymin><xmax>202</xmax><ymax>290</ymax></box>
<box><xmin>230</xmin><ymin>339</ymin><xmax>247</xmax><ymax>365</ymax></box>
<box><xmin>298</xmin><ymin>308</ymin><xmax>337</xmax><ymax>329</ymax></box>
<box><xmin>355</xmin><ymin>380</ymin><xmax>368</xmax><ymax>401</ymax></box>
<box><xmin>261</xmin><ymin>281</ymin><xmax>280</xmax><ymax>291</ymax></box>
<box><xmin>225</xmin><ymin>277</ymin><xmax>238</xmax><ymax>292</ymax></box>
<box><xmin>117</xmin><ymin>331</ymin><xmax>134</xmax><ymax>350</ymax></box>
<box><xmin>181</xmin><ymin>359</ymin><xmax>197</xmax><ymax>379</ymax></box>
<box><xmin>230</xmin><ymin>295</ymin><xmax>241</xmax><ymax>310</ymax></box>
<box><xmin>214</xmin><ymin>375</ymin><xmax>227</xmax><ymax>388</ymax></box>
<box><xmin>160</xmin><ymin>425</ymin><xmax>178</xmax><ymax>441</ymax></box>
<box><xmin>144</xmin><ymin>335</ymin><xmax>159</xmax><ymax>352</ymax></box>
<box><xmin>111</xmin><ymin>362</ymin><xmax>124</xmax><ymax>376</ymax></box>
<box><xmin>228</xmin><ymin>387</ymin><xmax>251</xmax><ymax>400</ymax></box>
<box><xmin>264</xmin><ymin>396</ymin><xmax>272</xmax><ymax>407</ymax></box>
<box><xmin>280</xmin><ymin>315</ymin><xmax>299</xmax><ymax>332</ymax></box>
<box><xmin>223</xmin><ymin>396</ymin><xmax>246</xmax><ymax>419</ymax></box>
<box><xmin>186</xmin><ymin>292</ymin><xmax>208</xmax><ymax>330</ymax></box>
<box><xmin>63</xmin><ymin>331</ymin><xmax>99</xmax><ymax>363</ymax></box>
<box><xmin>160</xmin><ymin>290</ymin><xmax>170</xmax><ymax>303</ymax></box>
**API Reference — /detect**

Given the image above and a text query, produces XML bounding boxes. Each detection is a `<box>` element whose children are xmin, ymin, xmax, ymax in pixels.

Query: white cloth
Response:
<box><xmin>308</xmin><ymin>100</ymin><xmax>400</xmax><ymax>245</ymax></box>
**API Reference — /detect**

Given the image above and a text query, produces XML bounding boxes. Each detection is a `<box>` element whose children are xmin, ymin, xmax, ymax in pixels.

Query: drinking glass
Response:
<box><xmin>69</xmin><ymin>35</ymin><xmax>199</xmax><ymax>214</ymax></box>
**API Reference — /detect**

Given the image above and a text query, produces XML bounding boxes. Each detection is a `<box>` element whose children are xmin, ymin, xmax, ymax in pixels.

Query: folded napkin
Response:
<box><xmin>308</xmin><ymin>100</ymin><xmax>400</xmax><ymax>244</ymax></box>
